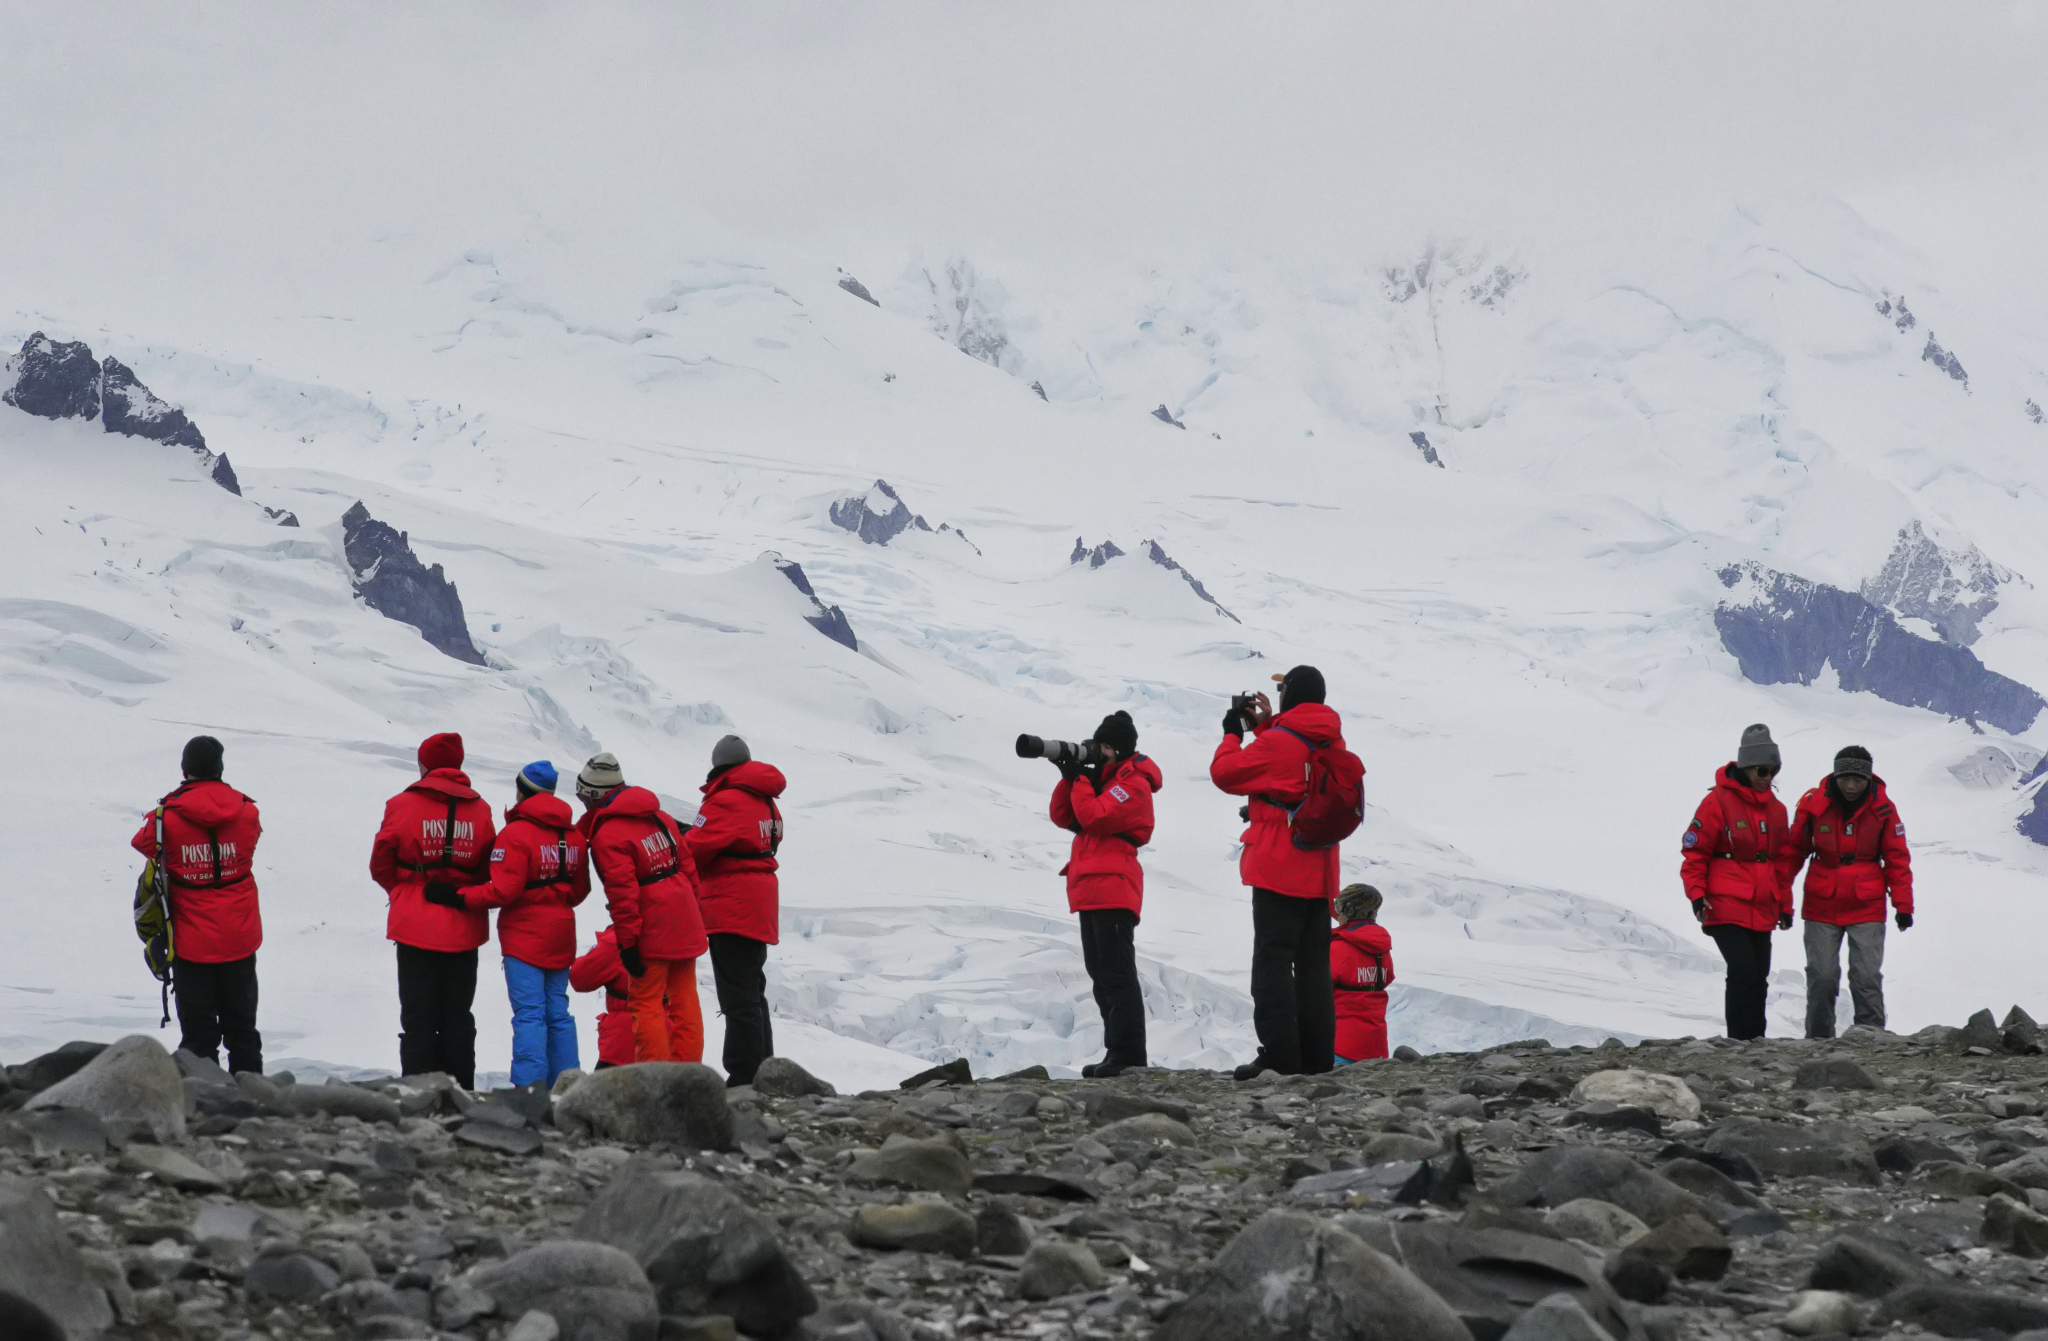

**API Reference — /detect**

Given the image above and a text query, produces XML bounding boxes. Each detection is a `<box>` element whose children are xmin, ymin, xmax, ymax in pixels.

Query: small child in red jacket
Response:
<box><xmin>1331</xmin><ymin>883</ymin><xmax>1394</xmax><ymax>1062</ymax></box>
<box><xmin>569</xmin><ymin>928</ymin><xmax>636</xmax><ymax>1068</ymax></box>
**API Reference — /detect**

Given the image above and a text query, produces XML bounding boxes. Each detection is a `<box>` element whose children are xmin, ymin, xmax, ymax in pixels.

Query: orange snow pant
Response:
<box><xmin>627</xmin><ymin>957</ymin><xmax>702</xmax><ymax>1063</ymax></box>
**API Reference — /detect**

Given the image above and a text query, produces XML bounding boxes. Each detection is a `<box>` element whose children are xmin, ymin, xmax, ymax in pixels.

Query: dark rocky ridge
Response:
<box><xmin>1411</xmin><ymin>430</ymin><xmax>1444</xmax><ymax>467</ymax></box>
<box><xmin>1859</xmin><ymin>521</ymin><xmax>2014</xmax><ymax>648</ymax></box>
<box><xmin>1140</xmin><ymin>542</ymin><xmax>1238</xmax><ymax>624</ymax></box>
<box><xmin>772</xmin><ymin>556</ymin><xmax>858</xmax><ymax>651</ymax></box>
<box><xmin>829</xmin><ymin>480</ymin><xmax>976</xmax><ymax>554</ymax></box>
<box><xmin>339</xmin><ymin>502</ymin><xmax>488</xmax><ymax>665</ymax></box>
<box><xmin>4</xmin><ymin>1011</ymin><xmax>2046</xmax><ymax>1340</ymax></box>
<box><xmin>1715</xmin><ymin>562</ymin><xmax>2043</xmax><ymax>734</ymax></box>
<box><xmin>1071</xmin><ymin>538</ymin><xmax>1125</xmax><ymax>569</ymax></box>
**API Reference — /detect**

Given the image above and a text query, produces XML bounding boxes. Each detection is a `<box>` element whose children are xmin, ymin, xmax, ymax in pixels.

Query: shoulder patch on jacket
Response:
<box><xmin>1682</xmin><ymin>830</ymin><xmax>1698</xmax><ymax>848</ymax></box>
<box><xmin>491</xmin><ymin>848</ymin><xmax>505</xmax><ymax>862</ymax></box>
<box><xmin>1108</xmin><ymin>785</ymin><xmax>1130</xmax><ymax>803</ymax></box>
<box><xmin>1895</xmin><ymin>823</ymin><xmax>1905</xmax><ymax>836</ymax></box>
<box><xmin>691</xmin><ymin>813</ymin><xmax>707</xmax><ymax>827</ymax></box>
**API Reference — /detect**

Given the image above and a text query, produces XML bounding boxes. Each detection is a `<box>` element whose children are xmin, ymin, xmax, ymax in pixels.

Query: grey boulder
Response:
<box><xmin>554</xmin><ymin>1063</ymin><xmax>733</xmax><ymax>1151</ymax></box>
<box><xmin>280</xmin><ymin>1080</ymin><xmax>403</xmax><ymax>1125</ymax></box>
<box><xmin>1159</xmin><ymin>1210</ymin><xmax>1468</xmax><ymax>1341</ymax></box>
<box><xmin>464</xmin><ymin>1241</ymin><xmax>659</xmax><ymax>1341</ymax></box>
<box><xmin>245</xmin><ymin>1249</ymin><xmax>341</xmax><ymax>1300</ymax></box>
<box><xmin>849</xmin><ymin>1202</ymin><xmax>979</xmax><ymax>1259</ymax></box>
<box><xmin>0</xmin><ymin>1177</ymin><xmax>116</xmax><ymax>1337</ymax></box>
<box><xmin>1702</xmin><ymin>1116</ymin><xmax>1879</xmax><ymax>1184</ymax></box>
<box><xmin>1017</xmin><ymin>1240</ymin><xmax>1105</xmax><ymax>1300</ymax></box>
<box><xmin>1489</xmin><ymin>1145</ymin><xmax>1703</xmax><ymax>1227</ymax></box>
<box><xmin>751</xmin><ymin>1057</ymin><xmax>835</xmax><ymax>1099</ymax></box>
<box><xmin>24</xmin><ymin>1034</ymin><xmax>186</xmax><ymax>1141</ymax></box>
<box><xmin>7</xmin><ymin>1040</ymin><xmax>108</xmax><ymax>1094</ymax></box>
<box><xmin>1500</xmin><ymin>1292</ymin><xmax>1618</xmax><ymax>1341</ymax></box>
<box><xmin>1343</xmin><ymin>1217</ymin><xmax>1633</xmax><ymax>1341</ymax></box>
<box><xmin>847</xmin><ymin>1138</ymin><xmax>972</xmax><ymax>1197</ymax></box>
<box><xmin>573</xmin><ymin>1162</ymin><xmax>815</xmax><ymax>1335</ymax></box>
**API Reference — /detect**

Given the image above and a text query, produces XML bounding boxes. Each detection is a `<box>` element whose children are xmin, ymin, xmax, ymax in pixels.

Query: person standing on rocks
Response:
<box><xmin>428</xmin><ymin>761</ymin><xmax>589</xmax><ymax>1088</ymax></box>
<box><xmin>1044</xmin><ymin>710</ymin><xmax>1161</xmax><ymax>1078</ymax></box>
<box><xmin>1785</xmin><ymin>746</ymin><xmax>1914</xmax><ymax>1038</ymax></box>
<box><xmin>130</xmin><ymin>735</ymin><xmax>266</xmax><ymax>1075</ymax></box>
<box><xmin>1211</xmin><ymin>665</ymin><xmax>1347</xmax><ymax>1078</ymax></box>
<box><xmin>576</xmin><ymin>752</ymin><xmax>708</xmax><ymax>1064</ymax></box>
<box><xmin>569</xmin><ymin>927</ymin><xmax>636</xmax><ymax>1068</ymax></box>
<box><xmin>1330</xmin><ymin>883</ymin><xmax>1394</xmax><ymax>1062</ymax></box>
<box><xmin>1681</xmin><ymin>723</ymin><xmax>1795</xmax><ymax>1041</ymax></box>
<box><xmin>371</xmin><ymin>732</ymin><xmax>497</xmax><ymax>1087</ymax></box>
<box><xmin>683</xmin><ymin>735</ymin><xmax>788</xmax><ymax>1088</ymax></box>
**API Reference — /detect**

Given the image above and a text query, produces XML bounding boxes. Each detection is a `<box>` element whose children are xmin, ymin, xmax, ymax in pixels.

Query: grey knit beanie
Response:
<box><xmin>1735</xmin><ymin>724</ymin><xmax>1780</xmax><ymax>771</ymax></box>
<box><xmin>711</xmin><ymin>735</ymin><xmax>751</xmax><ymax>769</ymax></box>
<box><xmin>576</xmin><ymin>752</ymin><xmax>625</xmax><ymax>802</ymax></box>
<box><xmin>1336</xmin><ymin>883</ymin><xmax>1383</xmax><ymax>923</ymax></box>
<box><xmin>1833</xmin><ymin>745</ymin><xmax>1873</xmax><ymax>779</ymax></box>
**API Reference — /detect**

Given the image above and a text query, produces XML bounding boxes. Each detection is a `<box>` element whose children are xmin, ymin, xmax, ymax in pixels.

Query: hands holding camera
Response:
<box><xmin>1223</xmin><ymin>690</ymin><xmax>1274</xmax><ymax>738</ymax></box>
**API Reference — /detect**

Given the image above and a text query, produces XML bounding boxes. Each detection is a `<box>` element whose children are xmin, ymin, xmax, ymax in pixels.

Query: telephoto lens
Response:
<box><xmin>1016</xmin><ymin>734</ymin><xmax>1047</xmax><ymax>759</ymax></box>
<box><xmin>1017</xmin><ymin>735</ymin><xmax>1101</xmax><ymax>767</ymax></box>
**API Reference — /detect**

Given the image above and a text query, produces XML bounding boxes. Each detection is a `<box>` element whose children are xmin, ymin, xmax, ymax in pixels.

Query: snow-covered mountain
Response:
<box><xmin>5</xmin><ymin>6</ymin><xmax>2048</xmax><ymax>1088</ymax></box>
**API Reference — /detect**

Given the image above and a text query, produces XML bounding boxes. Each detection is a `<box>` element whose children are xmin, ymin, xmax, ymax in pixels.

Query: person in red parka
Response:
<box><xmin>370</xmin><ymin>732</ymin><xmax>497</xmax><ymax>1087</ymax></box>
<box><xmin>1330</xmin><ymin>884</ymin><xmax>1394</xmax><ymax>1063</ymax></box>
<box><xmin>1785</xmin><ymin>746</ymin><xmax>1913</xmax><ymax>1039</ymax></box>
<box><xmin>1211</xmin><ymin>665</ymin><xmax>1346</xmax><ymax>1079</ymax></box>
<box><xmin>131</xmin><ymin>735</ymin><xmax>265</xmax><ymax>1074</ymax></box>
<box><xmin>683</xmin><ymin>735</ymin><xmax>786</xmax><ymax>1087</ymax></box>
<box><xmin>1044</xmin><ymin>710</ymin><xmax>1161</xmax><ymax>1078</ymax></box>
<box><xmin>576</xmin><ymin>752</ymin><xmax>707</xmax><ymax>1064</ymax></box>
<box><xmin>433</xmin><ymin>761</ymin><xmax>589</xmax><ymax>1087</ymax></box>
<box><xmin>569</xmin><ymin>928</ymin><xmax>636</xmax><ymax>1069</ymax></box>
<box><xmin>1681</xmin><ymin>723</ymin><xmax>1796</xmax><ymax>1041</ymax></box>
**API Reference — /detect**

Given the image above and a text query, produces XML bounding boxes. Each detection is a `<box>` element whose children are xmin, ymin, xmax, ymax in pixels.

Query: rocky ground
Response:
<box><xmin>4</xmin><ymin>1008</ymin><xmax>2048</xmax><ymax>1341</ymax></box>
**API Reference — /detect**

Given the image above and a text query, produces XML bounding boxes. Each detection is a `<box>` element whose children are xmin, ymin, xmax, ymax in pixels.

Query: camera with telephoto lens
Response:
<box><xmin>1016</xmin><ymin>734</ymin><xmax>1104</xmax><ymax>767</ymax></box>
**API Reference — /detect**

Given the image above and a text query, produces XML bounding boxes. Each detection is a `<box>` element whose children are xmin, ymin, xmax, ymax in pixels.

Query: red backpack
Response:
<box><xmin>1271</xmin><ymin>726</ymin><xmax>1366</xmax><ymax>850</ymax></box>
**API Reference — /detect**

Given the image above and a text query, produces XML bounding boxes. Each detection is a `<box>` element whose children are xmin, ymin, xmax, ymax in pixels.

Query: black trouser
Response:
<box><xmin>396</xmin><ymin>945</ymin><xmax>478</xmax><ymax>1088</ymax></box>
<box><xmin>1078</xmin><ymin>908</ymin><xmax>1148</xmax><ymax>1067</ymax></box>
<box><xmin>172</xmin><ymin>954</ymin><xmax>262</xmax><ymax>1075</ymax></box>
<box><xmin>708</xmin><ymin>933</ymin><xmax>774</xmax><ymax>1086</ymax></box>
<box><xmin>1250</xmin><ymin>889</ymin><xmax>1336</xmax><ymax>1074</ymax></box>
<box><xmin>1708</xmin><ymin>924</ymin><xmax>1774</xmax><ymax>1040</ymax></box>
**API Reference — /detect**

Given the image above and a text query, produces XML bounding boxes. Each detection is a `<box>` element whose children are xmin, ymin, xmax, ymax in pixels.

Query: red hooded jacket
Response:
<box><xmin>131</xmin><ymin>780</ymin><xmax>263</xmax><ymax>963</ymax></box>
<box><xmin>459</xmin><ymin>793</ymin><xmax>590</xmax><ymax>969</ymax></box>
<box><xmin>371</xmin><ymin>769</ymin><xmax>497</xmax><ymax>952</ymax></box>
<box><xmin>1210</xmin><ymin>703</ymin><xmax>1346</xmax><ymax>901</ymax></box>
<box><xmin>684</xmin><ymin>761</ymin><xmax>786</xmax><ymax>944</ymax></box>
<box><xmin>1680</xmin><ymin>764</ymin><xmax>1794</xmax><ymax>933</ymax></box>
<box><xmin>1050</xmin><ymin>754</ymin><xmax>1163</xmax><ymax>917</ymax></box>
<box><xmin>1786</xmin><ymin>776</ymin><xmax>1913</xmax><ymax>925</ymax></box>
<box><xmin>581</xmin><ymin>786</ymin><xmax>707</xmax><ymax>962</ymax></box>
<box><xmin>569</xmin><ymin>928</ymin><xmax>635</xmax><ymax>1067</ymax></box>
<box><xmin>1331</xmin><ymin>921</ymin><xmax>1394</xmax><ymax>1061</ymax></box>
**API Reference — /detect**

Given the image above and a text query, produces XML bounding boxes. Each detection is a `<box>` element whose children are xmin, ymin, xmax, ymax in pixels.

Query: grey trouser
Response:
<box><xmin>1804</xmin><ymin>919</ymin><xmax>1886</xmax><ymax>1038</ymax></box>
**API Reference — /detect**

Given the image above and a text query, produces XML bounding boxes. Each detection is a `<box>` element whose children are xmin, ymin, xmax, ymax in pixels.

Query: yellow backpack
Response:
<box><xmin>134</xmin><ymin>805</ymin><xmax>176</xmax><ymax>1025</ymax></box>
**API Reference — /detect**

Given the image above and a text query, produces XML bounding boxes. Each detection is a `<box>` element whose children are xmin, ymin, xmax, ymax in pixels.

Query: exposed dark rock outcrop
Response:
<box><xmin>100</xmin><ymin>357</ymin><xmax>207</xmax><ymax>452</ymax></box>
<box><xmin>1031</xmin><ymin>380</ymin><xmax>1048</xmax><ymax>401</ymax></box>
<box><xmin>1859</xmin><ymin>521</ymin><xmax>2014</xmax><ymax>647</ymax></box>
<box><xmin>263</xmin><ymin>506</ymin><xmax>300</xmax><ymax>528</ymax></box>
<box><xmin>830</xmin><ymin>479</ymin><xmax>929</xmax><ymax>545</ymax></box>
<box><xmin>771</xmin><ymin>556</ymin><xmax>858</xmax><ymax>651</ymax></box>
<box><xmin>1151</xmin><ymin>404</ymin><xmax>1186</xmax><ymax>429</ymax></box>
<box><xmin>1715</xmin><ymin>562</ymin><xmax>2043</xmax><ymax>733</ymax></box>
<box><xmin>1070</xmin><ymin>537</ymin><xmax>1124</xmax><ymax>569</ymax></box>
<box><xmin>1411</xmin><ymin>430</ymin><xmax>1443</xmax><ymax>467</ymax></box>
<box><xmin>1922</xmin><ymin>333</ymin><xmax>1969</xmax><ymax>388</ymax></box>
<box><xmin>1</xmin><ymin>333</ymin><xmax>101</xmax><ymax>420</ymax></box>
<box><xmin>1144</xmin><ymin>540</ymin><xmax>1240</xmax><ymax>622</ymax></box>
<box><xmin>835</xmin><ymin>270</ymin><xmax>879</xmax><ymax>306</ymax></box>
<box><xmin>2028</xmin><ymin>398</ymin><xmax>2043</xmax><ymax>425</ymax></box>
<box><xmin>339</xmin><ymin>502</ymin><xmax>487</xmax><ymax>665</ymax></box>
<box><xmin>1876</xmin><ymin>293</ymin><xmax>1915</xmax><ymax>331</ymax></box>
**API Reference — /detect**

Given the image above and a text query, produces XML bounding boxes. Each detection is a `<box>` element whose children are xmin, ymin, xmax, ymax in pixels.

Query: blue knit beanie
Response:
<box><xmin>517</xmin><ymin>760</ymin><xmax>559</xmax><ymax>796</ymax></box>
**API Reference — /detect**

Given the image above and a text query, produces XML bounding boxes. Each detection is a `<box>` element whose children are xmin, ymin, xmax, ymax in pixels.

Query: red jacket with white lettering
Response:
<box><xmin>370</xmin><ymin>769</ymin><xmax>497</xmax><ymax>952</ymax></box>
<box><xmin>1209</xmin><ymin>703</ymin><xmax>1346</xmax><ymax>902</ymax></box>
<box><xmin>581</xmin><ymin>786</ymin><xmax>707</xmax><ymax>962</ymax></box>
<box><xmin>1050</xmin><ymin>755</ymin><xmax>1163</xmax><ymax>917</ymax></box>
<box><xmin>684</xmin><ymin>761</ymin><xmax>786</xmax><ymax>944</ymax></box>
<box><xmin>458</xmin><ymin>793</ymin><xmax>590</xmax><ymax>969</ymax></box>
<box><xmin>1331</xmin><ymin>921</ymin><xmax>1394</xmax><ymax>1061</ymax></box>
<box><xmin>1680</xmin><ymin>765</ymin><xmax>1795</xmax><ymax>933</ymax></box>
<box><xmin>1786</xmin><ymin>776</ymin><xmax>1913</xmax><ymax>925</ymax></box>
<box><xmin>131</xmin><ymin>780</ymin><xmax>264</xmax><ymax>964</ymax></box>
<box><xmin>569</xmin><ymin>928</ymin><xmax>635</xmax><ymax>1067</ymax></box>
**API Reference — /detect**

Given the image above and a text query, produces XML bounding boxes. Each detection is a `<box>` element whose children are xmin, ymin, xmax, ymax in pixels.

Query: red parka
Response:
<box><xmin>684</xmin><ymin>761</ymin><xmax>786</xmax><ymax>944</ymax></box>
<box><xmin>371</xmin><ymin>769</ymin><xmax>497</xmax><ymax>952</ymax></box>
<box><xmin>1680</xmin><ymin>765</ymin><xmax>1794</xmax><ymax>933</ymax></box>
<box><xmin>1786</xmin><ymin>776</ymin><xmax>1913</xmax><ymax>925</ymax></box>
<box><xmin>1331</xmin><ymin>921</ymin><xmax>1394</xmax><ymax>1061</ymax></box>
<box><xmin>459</xmin><ymin>793</ymin><xmax>590</xmax><ymax>969</ymax></box>
<box><xmin>569</xmin><ymin>929</ymin><xmax>635</xmax><ymax>1067</ymax></box>
<box><xmin>581</xmin><ymin>786</ymin><xmax>707</xmax><ymax>962</ymax></box>
<box><xmin>131</xmin><ymin>780</ymin><xmax>264</xmax><ymax>964</ymax></box>
<box><xmin>1050</xmin><ymin>755</ymin><xmax>1163</xmax><ymax>917</ymax></box>
<box><xmin>1210</xmin><ymin>703</ymin><xmax>1347</xmax><ymax>901</ymax></box>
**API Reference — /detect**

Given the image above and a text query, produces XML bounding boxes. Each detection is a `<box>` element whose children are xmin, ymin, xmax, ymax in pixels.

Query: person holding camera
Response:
<box><xmin>1211</xmin><ymin>664</ymin><xmax>1347</xmax><ymax>1079</ymax></box>
<box><xmin>1039</xmin><ymin>710</ymin><xmax>1160</xmax><ymax>1077</ymax></box>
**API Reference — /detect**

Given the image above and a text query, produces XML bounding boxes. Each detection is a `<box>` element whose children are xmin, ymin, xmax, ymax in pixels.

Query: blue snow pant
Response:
<box><xmin>504</xmin><ymin>956</ymin><xmax>578</xmax><ymax>1088</ymax></box>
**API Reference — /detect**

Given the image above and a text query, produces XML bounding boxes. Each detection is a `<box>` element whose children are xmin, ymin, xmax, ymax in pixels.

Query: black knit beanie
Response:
<box><xmin>1278</xmin><ymin>665</ymin><xmax>1326</xmax><ymax>712</ymax></box>
<box><xmin>182</xmin><ymin>735</ymin><xmax>224</xmax><ymax>781</ymax></box>
<box><xmin>1093</xmin><ymin>710</ymin><xmax>1138</xmax><ymax>756</ymax></box>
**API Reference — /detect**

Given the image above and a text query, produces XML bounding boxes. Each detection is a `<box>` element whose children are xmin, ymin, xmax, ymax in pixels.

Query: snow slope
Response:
<box><xmin>4</xmin><ymin>6</ymin><xmax>2048</xmax><ymax>1085</ymax></box>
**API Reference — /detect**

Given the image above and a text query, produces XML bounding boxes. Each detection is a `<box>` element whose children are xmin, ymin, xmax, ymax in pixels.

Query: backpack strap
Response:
<box><xmin>398</xmin><ymin>795</ymin><xmax>488</xmax><ymax>878</ymax></box>
<box><xmin>521</xmin><ymin>823</ymin><xmax>577</xmax><ymax>891</ymax></box>
<box><xmin>634</xmin><ymin>812</ymin><xmax>688</xmax><ymax>885</ymax></box>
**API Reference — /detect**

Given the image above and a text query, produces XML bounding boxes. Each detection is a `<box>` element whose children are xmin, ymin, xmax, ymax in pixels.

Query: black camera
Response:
<box><xmin>1230</xmin><ymin>691</ymin><xmax>1259</xmax><ymax>716</ymax></box>
<box><xmin>1016</xmin><ymin>734</ymin><xmax>1104</xmax><ymax>767</ymax></box>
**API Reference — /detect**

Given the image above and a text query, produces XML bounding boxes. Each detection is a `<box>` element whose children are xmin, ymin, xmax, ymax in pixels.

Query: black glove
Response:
<box><xmin>1222</xmin><ymin>709</ymin><xmax>1245</xmax><ymax>738</ymax></box>
<box><xmin>1689</xmin><ymin>898</ymin><xmax>1708</xmax><ymax>923</ymax></box>
<box><xmin>1895</xmin><ymin>912</ymin><xmax>1913</xmax><ymax>931</ymax></box>
<box><xmin>619</xmin><ymin>944</ymin><xmax>646</xmax><ymax>978</ymax></box>
<box><xmin>422</xmin><ymin>881</ymin><xmax>465</xmax><ymax>909</ymax></box>
<box><xmin>1778</xmin><ymin>913</ymin><xmax>1794</xmax><ymax>931</ymax></box>
<box><xmin>1056</xmin><ymin>757</ymin><xmax>1083</xmax><ymax>782</ymax></box>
